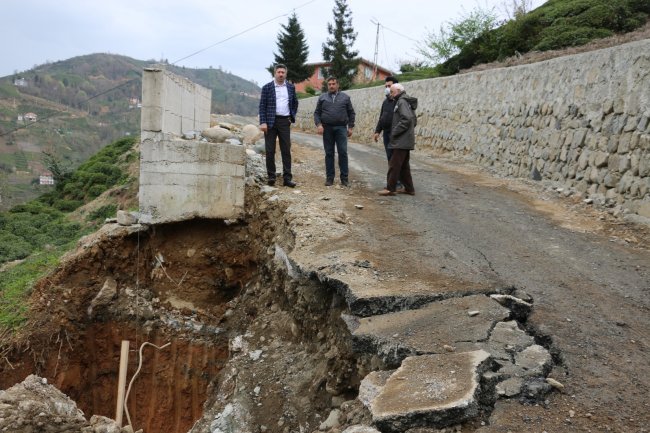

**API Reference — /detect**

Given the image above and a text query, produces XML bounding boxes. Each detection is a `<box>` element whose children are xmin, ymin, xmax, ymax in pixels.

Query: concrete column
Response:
<box><xmin>139</xmin><ymin>68</ymin><xmax>245</xmax><ymax>224</ymax></box>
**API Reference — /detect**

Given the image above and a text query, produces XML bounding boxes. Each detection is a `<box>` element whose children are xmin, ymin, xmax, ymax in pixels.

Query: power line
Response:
<box><xmin>172</xmin><ymin>0</ymin><xmax>319</xmax><ymax>66</ymax></box>
<box><xmin>380</xmin><ymin>24</ymin><xmax>419</xmax><ymax>43</ymax></box>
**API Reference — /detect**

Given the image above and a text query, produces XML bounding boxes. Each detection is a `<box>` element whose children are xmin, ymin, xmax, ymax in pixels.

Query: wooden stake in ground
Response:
<box><xmin>115</xmin><ymin>340</ymin><xmax>130</xmax><ymax>426</ymax></box>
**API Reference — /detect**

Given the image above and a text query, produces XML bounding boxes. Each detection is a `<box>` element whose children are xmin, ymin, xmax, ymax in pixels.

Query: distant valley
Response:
<box><xmin>0</xmin><ymin>53</ymin><xmax>261</xmax><ymax>210</ymax></box>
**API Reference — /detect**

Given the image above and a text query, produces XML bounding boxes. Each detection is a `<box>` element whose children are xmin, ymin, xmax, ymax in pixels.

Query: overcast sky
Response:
<box><xmin>1</xmin><ymin>0</ymin><xmax>546</xmax><ymax>86</ymax></box>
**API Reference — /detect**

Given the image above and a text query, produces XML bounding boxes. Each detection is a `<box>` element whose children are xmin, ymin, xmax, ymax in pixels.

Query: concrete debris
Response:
<box><xmin>0</xmin><ymin>375</ymin><xmax>86</xmax><ymax>432</ymax></box>
<box><xmin>495</xmin><ymin>377</ymin><xmax>524</xmax><ymax>397</ymax></box>
<box><xmin>362</xmin><ymin>351</ymin><xmax>493</xmax><ymax>432</ymax></box>
<box><xmin>87</xmin><ymin>415</ymin><xmax>128</xmax><ymax>433</ymax></box>
<box><xmin>319</xmin><ymin>409</ymin><xmax>342</xmax><ymax>430</ymax></box>
<box><xmin>486</xmin><ymin>320</ymin><xmax>535</xmax><ymax>362</ymax></box>
<box><xmin>342</xmin><ymin>425</ymin><xmax>381</xmax><ymax>433</ymax></box>
<box><xmin>87</xmin><ymin>276</ymin><xmax>118</xmax><ymax>317</ymax></box>
<box><xmin>0</xmin><ymin>375</ymin><xmax>138</xmax><ymax>433</ymax></box>
<box><xmin>521</xmin><ymin>377</ymin><xmax>553</xmax><ymax>400</ymax></box>
<box><xmin>495</xmin><ymin>344</ymin><xmax>553</xmax><ymax>399</ymax></box>
<box><xmin>249</xmin><ymin>349</ymin><xmax>263</xmax><ymax>361</ymax></box>
<box><xmin>116</xmin><ymin>210</ymin><xmax>137</xmax><ymax>226</ymax></box>
<box><xmin>202</xmin><ymin>126</ymin><xmax>235</xmax><ymax>143</ymax></box>
<box><xmin>252</xmin><ymin>141</ymin><xmax>266</xmax><ymax>154</ymax></box>
<box><xmin>514</xmin><ymin>344</ymin><xmax>553</xmax><ymax>376</ymax></box>
<box><xmin>489</xmin><ymin>294</ymin><xmax>532</xmax><ymax>320</ymax></box>
<box><xmin>209</xmin><ymin>403</ymin><xmax>248</xmax><ymax>433</ymax></box>
<box><xmin>546</xmin><ymin>377</ymin><xmax>565</xmax><ymax>391</ymax></box>
<box><xmin>241</xmin><ymin>124</ymin><xmax>263</xmax><ymax>144</ymax></box>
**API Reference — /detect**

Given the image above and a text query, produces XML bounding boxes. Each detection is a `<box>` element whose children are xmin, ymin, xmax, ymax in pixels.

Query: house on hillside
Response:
<box><xmin>294</xmin><ymin>58</ymin><xmax>393</xmax><ymax>93</ymax></box>
<box><xmin>24</xmin><ymin>112</ymin><xmax>38</xmax><ymax>122</ymax></box>
<box><xmin>39</xmin><ymin>174</ymin><xmax>55</xmax><ymax>185</ymax></box>
<box><xmin>13</xmin><ymin>78</ymin><xmax>27</xmax><ymax>87</ymax></box>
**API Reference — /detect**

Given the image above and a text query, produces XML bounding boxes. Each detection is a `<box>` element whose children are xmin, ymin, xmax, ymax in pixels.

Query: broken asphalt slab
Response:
<box><xmin>359</xmin><ymin>351</ymin><xmax>493</xmax><ymax>432</ymax></box>
<box><xmin>347</xmin><ymin>295</ymin><xmax>510</xmax><ymax>366</ymax></box>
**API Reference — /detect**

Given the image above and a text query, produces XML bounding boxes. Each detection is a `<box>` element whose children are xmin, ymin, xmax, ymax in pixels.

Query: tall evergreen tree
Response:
<box><xmin>267</xmin><ymin>13</ymin><xmax>313</xmax><ymax>84</ymax></box>
<box><xmin>322</xmin><ymin>0</ymin><xmax>359</xmax><ymax>90</ymax></box>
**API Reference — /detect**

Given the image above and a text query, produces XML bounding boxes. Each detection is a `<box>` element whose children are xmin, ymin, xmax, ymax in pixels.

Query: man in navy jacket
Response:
<box><xmin>259</xmin><ymin>64</ymin><xmax>299</xmax><ymax>187</ymax></box>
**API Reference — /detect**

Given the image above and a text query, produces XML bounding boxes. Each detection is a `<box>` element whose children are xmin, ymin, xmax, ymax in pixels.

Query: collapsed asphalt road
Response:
<box><xmin>290</xmin><ymin>131</ymin><xmax>650</xmax><ymax>432</ymax></box>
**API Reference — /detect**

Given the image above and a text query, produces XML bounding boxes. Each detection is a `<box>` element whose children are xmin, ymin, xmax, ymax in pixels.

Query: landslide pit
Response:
<box><xmin>1</xmin><ymin>145</ymin><xmax>565</xmax><ymax>433</ymax></box>
<box><xmin>0</xmin><ymin>184</ymin><xmax>370</xmax><ymax>433</ymax></box>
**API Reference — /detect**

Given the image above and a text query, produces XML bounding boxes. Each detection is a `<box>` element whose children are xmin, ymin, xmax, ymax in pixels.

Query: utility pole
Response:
<box><xmin>370</xmin><ymin>19</ymin><xmax>380</xmax><ymax>81</ymax></box>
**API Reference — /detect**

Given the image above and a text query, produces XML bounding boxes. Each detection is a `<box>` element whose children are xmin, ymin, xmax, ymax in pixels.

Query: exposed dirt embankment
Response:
<box><xmin>0</xmin><ymin>175</ymin><xmax>373</xmax><ymax>433</ymax></box>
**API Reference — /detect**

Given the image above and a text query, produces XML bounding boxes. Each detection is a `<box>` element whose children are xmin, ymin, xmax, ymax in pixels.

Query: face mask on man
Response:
<box><xmin>384</xmin><ymin>87</ymin><xmax>391</xmax><ymax>96</ymax></box>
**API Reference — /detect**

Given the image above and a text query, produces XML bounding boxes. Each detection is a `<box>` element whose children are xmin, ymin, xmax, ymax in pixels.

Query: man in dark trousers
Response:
<box><xmin>259</xmin><ymin>64</ymin><xmax>299</xmax><ymax>187</ymax></box>
<box><xmin>314</xmin><ymin>76</ymin><xmax>356</xmax><ymax>187</ymax></box>
<box><xmin>378</xmin><ymin>83</ymin><xmax>417</xmax><ymax>196</ymax></box>
<box><xmin>373</xmin><ymin>76</ymin><xmax>399</xmax><ymax>161</ymax></box>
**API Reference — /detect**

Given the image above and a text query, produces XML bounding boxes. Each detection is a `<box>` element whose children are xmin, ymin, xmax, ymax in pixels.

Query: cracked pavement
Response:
<box><xmin>262</xmin><ymin>131</ymin><xmax>650</xmax><ymax>432</ymax></box>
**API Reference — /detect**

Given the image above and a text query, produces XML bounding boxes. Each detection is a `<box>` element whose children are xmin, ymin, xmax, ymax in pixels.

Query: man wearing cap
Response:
<box><xmin>378</xmin><ymin>83</ymin><xmax>418</xmax><ymax>196</ymax></box>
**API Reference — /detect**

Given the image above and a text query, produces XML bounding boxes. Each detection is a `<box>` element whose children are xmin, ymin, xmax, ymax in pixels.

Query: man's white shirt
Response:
<box><xmin>275</xmin><ymin>81</ymin><xmax>290</xmax><ymax>116</ymax></box>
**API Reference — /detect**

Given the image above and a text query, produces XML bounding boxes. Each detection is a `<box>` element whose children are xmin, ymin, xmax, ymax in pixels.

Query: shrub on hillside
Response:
<box><xmin>0</xmin><ymin>232</ymin><xmax>32</xmax><ymax>263</ymax></box>
<box><xmin>86</xmin><ymin>204</ymin><xmax>117</xmax><ymax>223</ymax></box>
<box><xmin>535</xmin><ymin>26</ymin><xmax>613</xmax><ymax>50</ymax></box>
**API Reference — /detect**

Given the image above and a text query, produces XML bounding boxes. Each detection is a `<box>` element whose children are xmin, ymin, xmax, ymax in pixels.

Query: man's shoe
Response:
<box><xmin>397</xmin><ymin>189</ymin><xmax>415</xmax><ymax>195</ymax></box>
<box><xmin>267</xmin><ymin>179</ymin><xmax>276</xmax><ymax>186</ymax></box>
<box><xmin>378</xmin><ymin>189</ymin><xmax>396</xmax><ymax>196</ymax></box>
<box><xmin>341</xmin><ymin>179</ymin><xmax>349</xmax><ymax>187</ymax></box>
<box><xmin>325</xmin><ymin>179</ymin><xmax>334</xmax><ymax>186</ymax></box>
<box><xmin>283</xmin><ymin>180</ymin><xmax>297</xmax><ymax>188</ymax></box>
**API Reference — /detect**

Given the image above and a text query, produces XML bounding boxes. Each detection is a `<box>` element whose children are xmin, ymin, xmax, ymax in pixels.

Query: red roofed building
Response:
<box><xmin>294</xmin><ymin>58</ymin><xmax>393</xmax><ymax>93</ymax></box>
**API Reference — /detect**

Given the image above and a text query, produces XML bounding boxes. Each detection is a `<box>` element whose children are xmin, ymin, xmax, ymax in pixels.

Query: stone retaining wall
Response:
<box><xmin>295</xmin><ymin>39</ymin><xmax>650</xmax><ymax>218</ymax></box>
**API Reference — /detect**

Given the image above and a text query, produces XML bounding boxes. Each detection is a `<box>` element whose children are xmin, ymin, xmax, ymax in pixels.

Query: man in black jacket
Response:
<box><xmin>314</xmin><ymin>77</ymin><xmax>356</xmax><ymax>187</ymax></box>
<box><xmin>373</xmin><ymin>76</ymin><xmax>399</xmax><ymax>161</ymax></box>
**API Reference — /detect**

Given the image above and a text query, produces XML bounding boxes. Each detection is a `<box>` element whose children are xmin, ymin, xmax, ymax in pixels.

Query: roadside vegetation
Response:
<box><xmin>431</xmin><ymin>0</ymin><xmax>650</xmax><ymax>76</ymax></box>
<box><xmin>0</xmin><ymin>136</ymin><xmax>138</xmax><ymax>328</ymax></box>
<box><xmin>351</xmin><ymin>0</ymin><xmax>650</xmax><ymax>86</ymax></box>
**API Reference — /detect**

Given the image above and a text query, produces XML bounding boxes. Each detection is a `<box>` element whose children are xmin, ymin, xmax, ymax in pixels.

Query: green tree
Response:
<box><xmin>267</xmin><ymin>13</ymin><xmax>313</xmax><ymax>84</ymax></box>
<box><xmin>42</xmin><ymin>150</ymin><xmax>72</xmax><ymax>190</ymax></box>
<box><xmin>322</xmin><ymin>0</ymin><xmax>359</xmax><ymax>90</ymax></box>
<box><xmin>418</xmin><ymin>5</ymin><xmax>499</xmax><ymax>65</ymax></box>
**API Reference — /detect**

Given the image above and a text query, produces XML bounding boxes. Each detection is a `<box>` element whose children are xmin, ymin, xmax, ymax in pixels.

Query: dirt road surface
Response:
<box><xmin>286</xmin><ymin>131</ymin><xmax>650</xmax><ymax>433</ymax></box>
